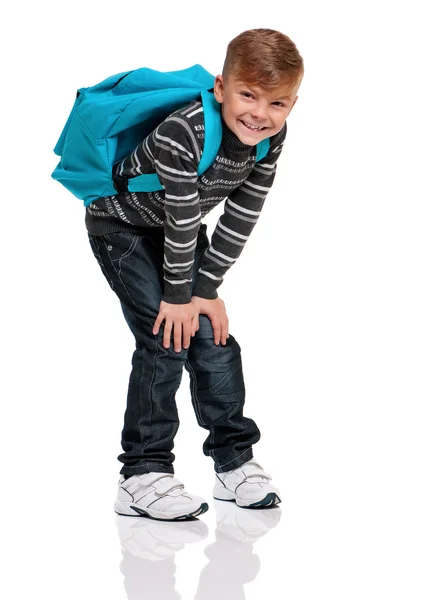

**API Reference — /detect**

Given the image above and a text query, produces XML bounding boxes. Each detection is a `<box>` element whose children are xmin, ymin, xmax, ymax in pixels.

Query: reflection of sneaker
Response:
<box><xmin>194</xmin><ymin>501</ymin><xmax>277</xmax><ymax>599</ymax></box>
<box><xmin>115</xmin><ymin>473</ymin><xmax>209</xmax><ymax>521</ymax></box>
<box><xmin>214</xmin><ymin>498</ymin><xmax>281</xmax><ymax>543</ymax></box>
<box><xmin>116</xmin><ymin>514</ymin><xmax>209</xmax><ymax>561</ymax></box>
<box><xmin>213</xmin><ymin>459</ymin><xmax>281</xmax><ymax>508</ymax></box>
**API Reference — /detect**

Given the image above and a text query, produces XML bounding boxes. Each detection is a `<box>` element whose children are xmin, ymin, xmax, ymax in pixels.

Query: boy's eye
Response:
<box><xmin>240</xmin><ymin>92</ymin><xmax>254</xmax><ymax>99</ymax></box>
<box><xmin>272</xmin><ymin>101</ymin><xmax>286</xmax><ymax>107</ymax></box>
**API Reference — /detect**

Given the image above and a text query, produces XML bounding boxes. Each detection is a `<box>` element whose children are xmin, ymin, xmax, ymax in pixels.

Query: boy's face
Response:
<box><xmin>214</xmin><ymin>74</ymin><xmax>300</xmax><ymax>146</ymax></box>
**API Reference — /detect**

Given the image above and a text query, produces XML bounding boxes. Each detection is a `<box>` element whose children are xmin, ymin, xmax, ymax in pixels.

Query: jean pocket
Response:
<box><xmin>101</xmin><ymin>232</ymin><xmax>140</xmax><ymax>265</ymax></box>
<box><xmin>96</xmin><ymin>233</ymin><xmax>141</xmax><ymax>309</ymax></box>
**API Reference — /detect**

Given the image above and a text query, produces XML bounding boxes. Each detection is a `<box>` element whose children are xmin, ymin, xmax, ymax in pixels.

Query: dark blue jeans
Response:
<box><xmin>88</xmin><ymin>225</ymin><xmax>260</xmax><ymax>475</ymax></box>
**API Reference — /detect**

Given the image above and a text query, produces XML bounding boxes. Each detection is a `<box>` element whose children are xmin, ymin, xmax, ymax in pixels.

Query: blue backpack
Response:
<box><xmin>51</xmin><ymin>64</ymin><xmax>270</xmax><ymax>207</ymax></box>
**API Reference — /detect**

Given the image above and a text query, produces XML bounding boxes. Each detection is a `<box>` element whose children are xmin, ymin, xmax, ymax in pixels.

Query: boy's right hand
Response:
<box><xmin>153</xmin><ymin>301</ymin><xmax>199</xmax><ymax>353</ymax></box>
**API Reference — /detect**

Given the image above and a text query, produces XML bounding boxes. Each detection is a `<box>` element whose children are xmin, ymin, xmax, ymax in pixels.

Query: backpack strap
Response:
<box><xmin>198</xmin><ymin>89</ymin><xmax>223</xmax><ymax>174</ymax></box>
<box><xmin>256</xmin><ymin>137</ymin><xmax>270</xmax><ymax>162</ymax></box>
<box><xmin>126</xmin><ymin>90</ymin><xmax>223</xmax><ymax>194</ymax></box>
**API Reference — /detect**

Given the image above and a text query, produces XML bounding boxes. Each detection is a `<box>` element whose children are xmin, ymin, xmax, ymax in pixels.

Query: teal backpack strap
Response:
<box><xmin>198</xmin><ymin>90</ymin><xmax>223</xmax><ymax>174</ymax></box>
<box><xmin>256</xmin><ymin>137</ymin><xmax>270</xmax><ymax>162</ymax></box>
<box><xmin>127</xmin><ymin>90</ymin><xmax>222</xmax><ymax>194</ymax></box>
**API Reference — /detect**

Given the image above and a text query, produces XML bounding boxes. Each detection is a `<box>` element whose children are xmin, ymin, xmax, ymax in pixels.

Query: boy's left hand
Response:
<box><xmin>191</xmin><ymin>296</ymin><xmax>229</xmax><ymax>345</ymax></box>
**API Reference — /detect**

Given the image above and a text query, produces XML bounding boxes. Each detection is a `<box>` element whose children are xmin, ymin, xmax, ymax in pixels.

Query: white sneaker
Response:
<box><xmin>213</xmin><ymin>459</ymin><xmax>281</xmax><ymax>508</ymax></box>
<box><xmin>115</xmin><ymin>473</ymin><xmax>209</xmax><ymax>521</ymax></box>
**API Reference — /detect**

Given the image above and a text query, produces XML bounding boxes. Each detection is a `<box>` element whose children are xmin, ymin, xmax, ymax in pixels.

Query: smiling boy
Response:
<box><xmin>86</xmin><ymin>28</ymin><xmax>304</xmax><ymax>520</ymax></box>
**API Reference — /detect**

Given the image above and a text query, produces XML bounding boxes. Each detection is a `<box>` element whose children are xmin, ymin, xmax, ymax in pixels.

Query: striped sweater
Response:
<box><xmin>85</xmin><ymin>99</ymin><xmax>287</xmax><ymax>304</ymax></box>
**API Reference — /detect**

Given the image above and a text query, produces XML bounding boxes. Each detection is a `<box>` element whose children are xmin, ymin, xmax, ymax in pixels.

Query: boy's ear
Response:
<box><xmin>213</xmin><ymin>75</ymin><xmax>225</xmax><ymax>104</ymax></box>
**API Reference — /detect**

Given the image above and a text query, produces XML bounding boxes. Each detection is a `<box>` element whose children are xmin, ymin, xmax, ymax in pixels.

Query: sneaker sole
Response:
<box><xmin>115</xmin><ymin>501</ymin><xmax>209</xmax><ymax>521</ymax></box>
<box><xmin>214</xmin><ymin>492</ymin><xmax>281</xmax><ymax>509</ymax></box>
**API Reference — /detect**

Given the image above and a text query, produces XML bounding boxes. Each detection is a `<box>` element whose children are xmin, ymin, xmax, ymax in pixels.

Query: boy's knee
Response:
<box><xmin>189</xmin><ymin>315</ymin><xmax>241</xmax><ymax>359</ymax></box>
<box><xmin>196</xmin><ymin>315</ymin><xmax>215</xmax><ymax>337</ymax></box>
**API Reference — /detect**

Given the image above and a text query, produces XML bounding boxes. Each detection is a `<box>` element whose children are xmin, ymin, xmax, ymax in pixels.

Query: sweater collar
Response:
<box><xmin>220</xmin><ymin>118</ymin><xmax>254</xmax><ymax>158</ymax></box>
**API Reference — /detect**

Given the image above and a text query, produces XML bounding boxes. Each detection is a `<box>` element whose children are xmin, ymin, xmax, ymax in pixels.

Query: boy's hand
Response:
<box><xmin>153</xmin><ymin>301</ymin><xmax>199</xmax><ymax>352</ymax></box>
<box><xmin>191</xmin><ymin>296</ymin><xmax>229</xmax><ymax>345</ymax></box>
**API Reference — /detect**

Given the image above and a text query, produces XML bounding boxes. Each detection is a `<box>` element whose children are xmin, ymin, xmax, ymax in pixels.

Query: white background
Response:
<box><xmin>2</xmin><ymin>1</ymin><xmax>440</xmax><ymax>599</ymax></box>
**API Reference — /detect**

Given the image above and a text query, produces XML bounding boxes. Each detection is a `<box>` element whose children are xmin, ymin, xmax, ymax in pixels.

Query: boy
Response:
<box><xmin>86</xmin><ymin>28</ymin><xmax>304</xmax><ymax>520</ymax></box>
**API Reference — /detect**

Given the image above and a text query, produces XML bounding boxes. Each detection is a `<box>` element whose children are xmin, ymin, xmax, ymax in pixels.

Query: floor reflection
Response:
<box><xmin>115</xmin><ymin>501</ymin><xmax>281</xmax><ymax>599</ymax></box>
<box><xmin>194</xmin><ymin>500</ymin><xmax>281</xmax><ymax>599</ymax></box>
<box><xmin>116</xmin><ymin>515</ymin><xmax>208</xmax><ymax>599</ymax></box>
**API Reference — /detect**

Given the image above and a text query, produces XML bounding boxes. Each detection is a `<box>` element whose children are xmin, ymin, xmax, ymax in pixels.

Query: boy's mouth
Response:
<box><xmin>240</xmin><ymin>120</ymin><xmax>267</xmax><ymax>132</ymax></box>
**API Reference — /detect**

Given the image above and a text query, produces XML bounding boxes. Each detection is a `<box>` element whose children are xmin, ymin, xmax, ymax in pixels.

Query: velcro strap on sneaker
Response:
<box><xmin>155</xmin><ymin>477</ymin><xmax>185</xmax><ymax>496</ymax></box>
<box><xmin>245</xmin><ymin>470</ymin><xmax>272</xmax><ymax>481</ymax></box>
<box><xmin>138</xmin><ymin>473</ymin><xmax>173</xmax><ymax>488</ymax></box>
<box><xmin>242</xmin><ymin>463</ymin><xmax>272</xmax><ymax>481</ymax></box>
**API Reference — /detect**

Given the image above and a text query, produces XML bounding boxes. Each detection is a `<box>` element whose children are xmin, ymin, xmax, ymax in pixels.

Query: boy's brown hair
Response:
<box><xmin>222</xmin><ymin>28</ymin><xmax>304</xmax><ymax>92</ymax></box>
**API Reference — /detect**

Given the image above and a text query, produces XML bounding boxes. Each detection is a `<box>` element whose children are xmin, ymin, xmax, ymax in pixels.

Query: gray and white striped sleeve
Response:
<box><xmin>193</xmin><ymin>126</ymin><xmax>287</xmax><ymax>300</ymax></box>
<box><xmin>152</xmin><ymin>116</ymin><xmax>202</xmax><ymax>304</ymax></box>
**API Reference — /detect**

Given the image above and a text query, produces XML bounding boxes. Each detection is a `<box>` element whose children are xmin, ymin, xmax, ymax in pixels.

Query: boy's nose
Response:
<box><xmin>250</xmin><ymin>103</ymin><xmax>268</xmax><ymax>121</ymax></box>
